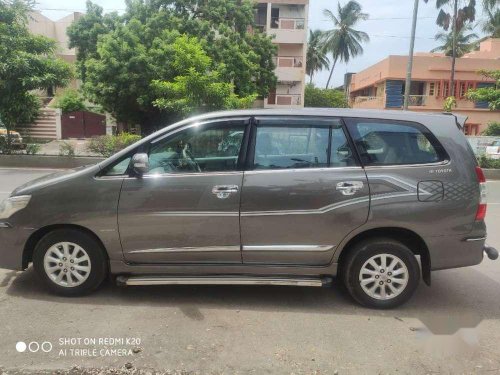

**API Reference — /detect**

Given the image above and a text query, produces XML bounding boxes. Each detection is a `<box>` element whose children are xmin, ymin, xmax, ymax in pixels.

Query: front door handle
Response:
<box><xmin>336</xmin><ymin>181</ymin><xmax>364</xmax><ymax>196</ymax></box>
<box><xmin>212</xmin><ymin>185</ymin><xmax>239</xmax><ymax>199</ymax></box>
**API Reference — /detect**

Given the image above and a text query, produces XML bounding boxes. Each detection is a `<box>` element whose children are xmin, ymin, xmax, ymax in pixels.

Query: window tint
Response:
<box><xmin>148</xmin><ymin>121</ymin><xmax>245</xmax><ymax>174</ymax></box>
<box><xmin>101</xmin><ymin>155</ymin><xmax>132</xmax><ymax>176</ymax></box>
<box><xmin>254</xmin><ymin>120</ymin><xmax>355</xmax><ymax>169</ymax></box>
<box><xmin>345</xmin><ymin>119</ymin><xmax>444</xmax><ymax>166</ymax></box>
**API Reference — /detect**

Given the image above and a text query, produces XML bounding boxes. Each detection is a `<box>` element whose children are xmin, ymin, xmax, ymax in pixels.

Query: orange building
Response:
<box><xmin>349</xmin><ymin>38</ymin><xmax>500</xmax><ymax>134</ymax></box>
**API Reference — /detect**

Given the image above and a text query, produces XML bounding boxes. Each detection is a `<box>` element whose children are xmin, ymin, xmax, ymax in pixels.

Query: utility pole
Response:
<box><xmin>403</xmin><ymin>0</ymin><xmax>419</xmax><ymax>110</ymax></box>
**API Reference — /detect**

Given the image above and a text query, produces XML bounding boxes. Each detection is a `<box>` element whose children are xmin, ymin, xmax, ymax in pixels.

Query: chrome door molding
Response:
<box><xmin>129</xmin><ymin>246</ymin><xmax>240</xmax><ymax>254</ymax></box>
<box><xmin>243</xmin><ymin>245</ymin><xmax>335</xmax><ymax>252</ymax></box>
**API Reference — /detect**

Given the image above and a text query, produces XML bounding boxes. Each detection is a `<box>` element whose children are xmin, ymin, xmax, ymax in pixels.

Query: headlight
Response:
<box><xmin>0</xmin><ymin>195</ymin><xmax>31</xmax><ymax>219</ymax></box>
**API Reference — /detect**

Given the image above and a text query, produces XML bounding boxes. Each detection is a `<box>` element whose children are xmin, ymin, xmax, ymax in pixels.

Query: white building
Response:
<box><xmin>255</xmin><ymin>0</ymin><xmax>308</xmax><ymax>108</ymax></box>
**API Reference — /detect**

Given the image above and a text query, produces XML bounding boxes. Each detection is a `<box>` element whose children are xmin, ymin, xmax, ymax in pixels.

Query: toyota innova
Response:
<box><xmin>0</xmin><ymin>109</ymin><xmax>497</xmax><ymax>308</ymax></box>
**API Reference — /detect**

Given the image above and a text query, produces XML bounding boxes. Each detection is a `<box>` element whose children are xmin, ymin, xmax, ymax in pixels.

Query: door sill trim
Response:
<box><xmin>116</xmin><ymin>275</ymin><xmax>329</xmax><ymax>287</ymax></box>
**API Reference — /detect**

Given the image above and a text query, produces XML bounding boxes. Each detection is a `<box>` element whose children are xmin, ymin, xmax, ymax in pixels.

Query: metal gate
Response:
<box><xmin>61</xmin><ymin>111</ymin><xmax>106</xmax><ymax>139</ymax></box>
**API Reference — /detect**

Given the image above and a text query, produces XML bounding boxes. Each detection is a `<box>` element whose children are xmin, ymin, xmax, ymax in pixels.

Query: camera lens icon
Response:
<box><xmin>16</xmin><ymin>341</ymin><xmax>27</xmax><ymax>353</ymax></box>
<box><xmin>16</xmin><ymin>341</ymin><xmax>52</xmax><ymax>353</ymax></box>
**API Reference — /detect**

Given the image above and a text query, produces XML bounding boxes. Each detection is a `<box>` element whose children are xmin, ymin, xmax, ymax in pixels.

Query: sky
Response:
<box><xmin>35</xmin><ymin>0</ymin><xmax>489</xmax><ymax>88</ymax></box>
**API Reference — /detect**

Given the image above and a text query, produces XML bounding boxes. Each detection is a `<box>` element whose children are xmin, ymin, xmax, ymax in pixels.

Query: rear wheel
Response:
<box><xmin>342</xmin><ymin>238</ymin><xmax>420</xmax><ymax>309</ymax></box>
<box><xmin>33</xmin><ymin>229</ymin><xmax>108</xmax><ymax>296</ymax></box>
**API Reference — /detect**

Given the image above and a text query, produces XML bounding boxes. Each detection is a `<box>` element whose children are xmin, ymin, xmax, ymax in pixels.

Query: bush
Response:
<box><xmin>52</xmin><ymin>90</ymin><xmax>87</xmax><ymax>113</ymax></box>
<box><xmin>25</xmin><ymin>143</ymin><xmax>41</xmax><ymax>155</ymax></box>
<box><xmin>87</xmin><ymin>132</ymin><xmax>141</xmax><ymax>157</ymax></box>
<box><xmin>59</xmin><ymin>141</ymin><xmax>75</xmax><ymax>157</ymax></box>
<box><xmin>304</xmin><ymin>84</ymin><xmax>348</xmax><ymax>108</ymax></box>
<box><xmin>478</xmin><ymin>154</ymin><xmax>500</xmax><ymax>169</ymax></box>
<box><xmin>482</xmin><ymin>121</ymin><xmax>500</xmax><ymax>136</ymax></box>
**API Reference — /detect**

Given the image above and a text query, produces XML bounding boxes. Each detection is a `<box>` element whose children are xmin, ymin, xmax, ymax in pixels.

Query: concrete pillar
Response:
<box><xmin>55</xmin><ymin>108</ymin><xmax>62</xmax><ymax>140</ymax></box>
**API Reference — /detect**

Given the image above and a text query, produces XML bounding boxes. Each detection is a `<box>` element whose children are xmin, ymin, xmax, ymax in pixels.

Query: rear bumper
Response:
<box><xmin>428</xmin><ymin>235</ymin><xmax>486</xmax><ymax>271</ymax></box>
<box><xmin>0</xmin><ymin>224</ymin><xmax>31</xmax><ymax>270</ymax></box>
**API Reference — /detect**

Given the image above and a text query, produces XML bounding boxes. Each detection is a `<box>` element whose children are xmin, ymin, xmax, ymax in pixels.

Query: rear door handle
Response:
<box><xmin>336</xmin><ymin>181</ymin><xmax>364</xmax><ymax>196</ymax></box>
<box><xmin>212</xmin><ymin>185</ymin><xmax>239</xmax><ymax>199</ymax></box>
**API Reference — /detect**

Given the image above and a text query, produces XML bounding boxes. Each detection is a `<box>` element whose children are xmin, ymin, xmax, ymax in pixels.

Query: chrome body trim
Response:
<box><xmin>0</xmin><ymin>222</ymin><xmax>12</xmax><ymax>228</ymax></box>
<box><xmin>465</xmin><ymin>236</ymin><xmax>487</xmax><ymax>242</ymax></box>
<box><xmin>243</xmin><ymin>245</ymin><xmax>334</xmax><ymax>252</ymax></box>
<box><xmin>120</xmin><ymin>276</ymin><xmax>323</xmax><ymax>287</ymax></box>
<box><xmin>148</xmin><ymin>211</ymin><xmax>239</xmax><ymax>217</ymax></box>
<box><xmin>129</xmin><ymin>246</ymin><xmax>240</xmax><ymax>254</ymax></box>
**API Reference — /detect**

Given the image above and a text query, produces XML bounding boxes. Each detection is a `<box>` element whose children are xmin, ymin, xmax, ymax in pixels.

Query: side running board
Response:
<box><xmin>116</xmin><ymin>275</ymin><xmax>332</xmax><ymax>287</ymax></box>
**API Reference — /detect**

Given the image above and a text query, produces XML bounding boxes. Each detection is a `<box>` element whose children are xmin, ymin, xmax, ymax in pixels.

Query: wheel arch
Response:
<box><xmin>336</xmin><ymin>227</ymin><xmax>431</xmax><ymax>285</ymax></box>
<box><xmin>22</xmin><ymin>224</ymin><xmax>108</xmax><ymax>269</ymax></box>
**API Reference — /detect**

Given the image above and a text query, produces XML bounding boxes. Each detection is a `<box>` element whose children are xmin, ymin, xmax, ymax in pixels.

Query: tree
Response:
<box><xmin>306</xmin><ymin>30</ymin><xmax>329</xmax><ymax>85</ymax></box>
<box><xmin>466</xmin><ymin>69</ymin><xmax>500</xmax><ymax>110</ymax></box>
<box><xmin>322</xmin><ymin>1</ymin><xmax>369</xmax><ymax>89</ymax></box>
<box><xmin>482</xmin><ymin>121</ymin><xmax>500</xmax><ymax>136</ymax></box>
<box><xmin>67</xmin><ymin>1</ymin><xmax>119</xmax><ymax>82</ymax></box>
<box><xmin>425</xmin><ymin>0</ymin><xmax>476</xmax><ymax>95</ymax></box>
<box><xmin>72</xmin><ymin>0</ymin><xmax>276</xmax><ymax>133</ymax></box>
<box><xmin>481</xmin><ymin>7</ymin><xmax>500</xmax><ymax>38</ymax></box>
<box><xmin>0</xmin><ymin>0</ymin><xmax>73</xmax><ymax>152</ymax></box>
<box><xmin>304</xmin><ymin>84</ymin><xmax>348</xmax><ymax>108</ymax></box>
<box><xmin>431</xmin><ymin>24</ymin><xmax>478</xmax><ymax>56</ymax></box>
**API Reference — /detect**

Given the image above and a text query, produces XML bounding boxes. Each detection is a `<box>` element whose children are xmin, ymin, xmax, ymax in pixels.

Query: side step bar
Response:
<box><xmin>116</xmin><ymin>275</ymin><xmax>332</xmax><ymax>287</ymax></box>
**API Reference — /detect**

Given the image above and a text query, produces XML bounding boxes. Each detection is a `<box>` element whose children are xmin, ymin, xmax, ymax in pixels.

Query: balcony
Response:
<box><xmin>273</xmin><ymin>56</ymin><xmax>304</xmax><ymax>81</ymax></box>
<box><xmin>266</xmin><ymin>93</ymin><xmax>302</xmax><ymax>107</ymax></box>
<box><xmin>268</xmin><ymin>17</ymin><xmax>306</xmax><ymax>44</ymax></box>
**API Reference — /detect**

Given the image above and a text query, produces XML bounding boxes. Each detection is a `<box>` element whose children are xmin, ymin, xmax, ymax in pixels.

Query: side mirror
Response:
<box><xmin>132</xmin><ymin>153</ymin><xmax>149</xmax><ymax>175</ymax></box>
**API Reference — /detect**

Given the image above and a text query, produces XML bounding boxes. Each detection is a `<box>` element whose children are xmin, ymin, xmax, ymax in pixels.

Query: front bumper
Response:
<box><xmin>0</xmin><ymin>224</ymin><xmax>32</xmax><ymax>270</ymax></box>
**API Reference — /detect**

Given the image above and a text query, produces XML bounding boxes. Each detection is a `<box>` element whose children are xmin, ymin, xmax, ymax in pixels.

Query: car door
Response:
<box><xmin>240</xmin><ymin>116</ymin><xmax>370</xmax><ymax>266</ymax></box>
<box><xmin>118</xmin><ymin>117</ymin><xmax>249</xmax><ymax>264</ymax></box>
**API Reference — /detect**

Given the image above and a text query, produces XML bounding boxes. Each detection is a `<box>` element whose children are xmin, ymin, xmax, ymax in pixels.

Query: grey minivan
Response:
<box><xmin>0</xmin><ymin>109</ymin><xmax>497</xmax><ymax>308</ymax></box>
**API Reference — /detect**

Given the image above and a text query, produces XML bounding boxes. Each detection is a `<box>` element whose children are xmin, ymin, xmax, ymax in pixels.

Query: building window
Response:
<box><xmin>443</xmin><ymin>81</ymin><xmax>450</xmax><ymax>97</ymax></box>
<box><xmin>459</xmin><ymin>82</ymin><xmax>467</xmax><ymax>98</ymax></box>
<box><xmin>428</xmin><ymin>82</ymin><xmax>435</xmax><ymax>96</ymax></box>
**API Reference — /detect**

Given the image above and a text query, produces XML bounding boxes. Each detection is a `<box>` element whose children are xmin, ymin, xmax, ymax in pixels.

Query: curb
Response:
<box><xmin>0</xmin><ymin>155</ymin><xmax>104</xmax><ymax>169</ymax></box>
<box><xmin>484</xmin><ymin>169</ymin><xmax>500</xmax><ymax>181</ymax></box>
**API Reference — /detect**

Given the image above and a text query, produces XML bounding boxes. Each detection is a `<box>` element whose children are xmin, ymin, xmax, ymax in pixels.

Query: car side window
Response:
<box><xmin>252</xmin><ymin>118</ymin><xmax>356</xmax><ymax>170</ymax></box>
<box><xmin>148</xmin><ymin>121</ymin><xmax>246</xmax><ymax>174</ymax></box>
<box><xmin>345</xmin><ymin>119</ymin><xmax>445</xmax><ymax>166</ymax></box>
<box><xmin>100</xmin><ymin>155</ymin><xmax>133</xmax><ymax>176</ymax></box>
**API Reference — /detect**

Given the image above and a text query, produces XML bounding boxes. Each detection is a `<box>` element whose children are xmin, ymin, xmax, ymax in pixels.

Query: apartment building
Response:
<box><xmin>255</xmin><ymin>0</ymin><xmax>308</xmax><ymax>108</ymax></box>
<box><xmin>350</xmin><ymin>38</ymin><xmax>500</xmax><ymax>134</ymax></box>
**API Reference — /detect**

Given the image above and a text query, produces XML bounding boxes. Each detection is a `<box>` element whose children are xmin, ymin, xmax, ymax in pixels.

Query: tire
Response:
<box><xmin>342</xmin><ymin>237</ymin><xmax>420</xmax><ymax>309</ymax></box>
<box><xmin>33</xmin><ymin>229</ymin><xmax>108</xmax><ymax>296</ymax></box>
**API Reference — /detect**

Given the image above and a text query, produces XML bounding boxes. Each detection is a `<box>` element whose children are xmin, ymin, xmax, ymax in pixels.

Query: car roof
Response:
<box><xmin>164</xmin><ymin>108</ymin><xmax>458</xmax><ymax>127</ymax></box>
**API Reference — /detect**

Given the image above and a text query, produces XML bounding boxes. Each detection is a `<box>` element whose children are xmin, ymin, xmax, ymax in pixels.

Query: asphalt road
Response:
<box><xmin>0</xmin><ymin>167</ymin><xmax>500</xmax><ymax>374</ymax></box>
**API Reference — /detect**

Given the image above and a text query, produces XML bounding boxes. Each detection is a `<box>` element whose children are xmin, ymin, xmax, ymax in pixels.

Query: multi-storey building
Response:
<box><xmin>254</xmin><ymin>0</ymin><xmax>308</xmax><ymax>108</ymax></box>
<box><xmin>349</xmin><ymin>38</ymin><xmax>500</xmax><ymax>134</ymax></box>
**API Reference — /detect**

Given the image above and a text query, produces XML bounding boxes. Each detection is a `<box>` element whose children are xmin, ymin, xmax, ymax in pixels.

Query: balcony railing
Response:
<box><xmin>271</xmin><ymin>17</ymin><xmax>305</xmax><ymax>30</ymax></box>
<box><xmin>273</xmin><ymin>56</ymin><xmax>304</xmax><ymax>68</ymax></box>
<box><xmin>407</xmin><ymin>95</ymin><xmax>427</xmax><ymax>106</ymax></box>
<box><xmin>268</xmin><ymin>94</ymin><xmax>302</xmax><ymax>106</ymax></box>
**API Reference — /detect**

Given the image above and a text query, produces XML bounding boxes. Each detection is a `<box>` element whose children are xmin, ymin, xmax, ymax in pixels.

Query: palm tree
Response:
<box><xmin>306</xmin><ymin>30</ymin><xmax>330</xmax><ymax>84</ymax></box>
<box><xmin>322</xmin><ymin>1</ymin><xmax>369</xmax><ymax>89</ymax></box>
<box><xmin>482</xmin><ymin>7</ymin><xmax>500</xmax><ymax>38</ymax></box>
<box><xmin>425</xmin><ymin>0</ymin><xmax>476</xmax><ymax>95</ymax></box>
<box><xmin>431</xmin><ymin>24</ymin><xmax>479</xmax><ymax>56</ymax></box>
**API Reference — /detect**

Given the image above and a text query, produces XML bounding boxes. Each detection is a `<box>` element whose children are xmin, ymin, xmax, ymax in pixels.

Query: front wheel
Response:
<box><xmin>342</xmin><ymin>238</ymin><xmax>420</xmax><ymax>309</ymax></box>
<box><xmin>33</xmin><ymin>229</ymin><xmax>108</xmax><ymax>296</ymax></box>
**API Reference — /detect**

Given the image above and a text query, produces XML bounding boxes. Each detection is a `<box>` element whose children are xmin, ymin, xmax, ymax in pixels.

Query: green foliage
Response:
<box><xmin>478</xmin><ymin>154</ymin><xmax>500</xmax><ymax>169</ymax></box>
<box><xmin>304</xmin><ymin>84</ymin><xmax>348</xmax><ymax>108</ymax></box>
<box><xmin>67</xmin><ymin>0</ymin><xmax>119</xmax><ymax>82</ymax></box>
<box><xmin>466</xmin><ymin>70</ymin><xmax>500</xmax><ymax>110</ymax></box>
<box><xmin>322</xmin><ymin>1</ymin><xmax>369</xmax><ymax>88</ymax></box>
<box><xmin>431</xmin><ymin>24</ymin><xmax>478</xmax><ymax>57</ymax></box>
<box><xmin>87</xmin><ymin>132</ymin><xmax>141</xmax><ymax>157</ymax></box>
<box><xmin>481</xmin><ymin>6</ymin><xmax>500</xmax><ymax>38</ymax></box>
<box><xmin>70</xmin><ymin>0</ymin><xmax>276</xmax><ymax>133</ymax></box>
<box><xmin>25</xmin><ymin>143</ymin><xmax>40</xmax><ymax>155</ymax></box>
<box><xmin>52</xmin><ymin>90</ymin><xmax>87</xmax><ymax>113</ymax></box>
<box><xmin>59</xmin><ymin>141</ymin><xmax>75</xmax><ymax>157</ymax></box>
<box><xmin>482</xmin><ymin>121</ymin><xmax>500</xmax><ymax>136</ymax></box>
<box><xmin>306</xmin><ymin>30</ymin><xmax>330</xmax><ymax>84</ymax></box>
<box><xmin>443</xmin><ymin>96</ymin><xmax>457</xmax><ymax>112</ymax></box>
<box><xmin>0</xmin><ymin>0</ymin><xmax>73</xmax><ymax>153</ymax></box>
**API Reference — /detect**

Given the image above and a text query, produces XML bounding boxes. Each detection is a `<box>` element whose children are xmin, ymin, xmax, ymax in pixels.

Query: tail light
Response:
<box><xmin>475</xmin><ymin>166</ymin><xmax>487</xmax><ymax>221</ymax></box>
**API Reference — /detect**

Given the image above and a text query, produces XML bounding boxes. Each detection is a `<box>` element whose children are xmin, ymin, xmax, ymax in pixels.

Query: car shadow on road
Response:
<box><xmin>4</xmin><ymin>264</ymin><xmax>500</xmax><ymax>333</ymax></box>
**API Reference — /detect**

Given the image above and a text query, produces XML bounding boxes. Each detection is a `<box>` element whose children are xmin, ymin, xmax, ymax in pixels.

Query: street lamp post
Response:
<box><xmin>403</xmin><ymin>0</ymin><xmax>420</xmax><ymax>110</ymax></box>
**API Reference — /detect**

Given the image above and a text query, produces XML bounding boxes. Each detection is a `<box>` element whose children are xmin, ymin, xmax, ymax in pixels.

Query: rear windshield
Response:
<box><xmin>345</xmin><ymin>118</ymin><xmax>448</xmax><ymax>166</ymax></box>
